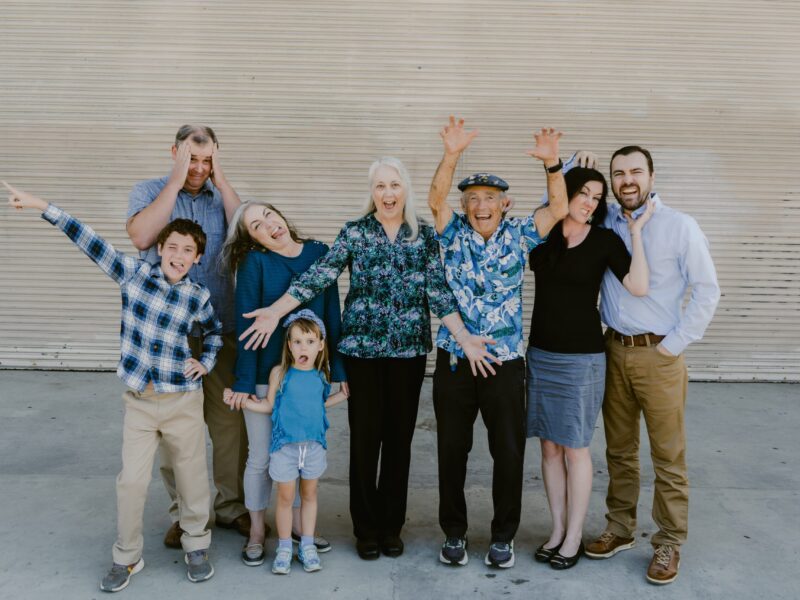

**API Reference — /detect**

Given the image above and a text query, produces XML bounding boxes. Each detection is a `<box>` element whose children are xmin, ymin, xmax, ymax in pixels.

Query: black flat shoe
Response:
<box><xmin>380</xmin><ymin>535</ymin><xmax>404</xmax><ymax>557</ymax></box>
<box><xmin>550</xmin><ymin>542</ymin><xmax>584</xmax><ymax>570</ymax></box>
<box><xmin>356</xmin><ymin>538</ymin><xmax>380</xmax><ymax>560</ymax></box>
<box><xmin>534</xmin><ymin>540</ymin><xmax>563</xmax><ymax>563</ymax></box>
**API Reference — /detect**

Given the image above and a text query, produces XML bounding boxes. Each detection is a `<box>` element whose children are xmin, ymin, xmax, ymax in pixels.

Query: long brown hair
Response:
<box><xmin>219</xmin><ymin>200</ymin><xmax>305</xmax><ymax>278</ymax></box>
<box><xmin>274</xmin><ymin>318</ymin><xmax>330</xmax><ymax>391</ymax></box>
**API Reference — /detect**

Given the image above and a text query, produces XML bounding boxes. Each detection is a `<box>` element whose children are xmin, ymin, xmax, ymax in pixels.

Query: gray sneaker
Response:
<box><xmin>100</xmin><ymin>558</ymin><xmax>144</xmax><ymax>592</ymax></box>
<box><xmin>185</xmin><ymin>550</ymin><xmax>215</xmax><ymax>583</ymax></box>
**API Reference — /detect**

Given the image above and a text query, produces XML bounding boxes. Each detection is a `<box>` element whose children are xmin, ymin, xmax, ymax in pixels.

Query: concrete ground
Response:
<box><xmin>0</xmin><ymin>371</ymin><xmax>797</xmax><ymax>600</ymax></box>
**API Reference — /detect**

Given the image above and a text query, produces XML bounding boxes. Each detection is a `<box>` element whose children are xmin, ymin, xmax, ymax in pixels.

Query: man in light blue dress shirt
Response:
<box><xmin>584</xmin><ymin>146</ymin><xmax>720</xmax><ymax>585</ymax></box>
<box><xmin>126</xmin><ymin>125</ymin><xmax>250</xmax><ymax>545</ymax></box>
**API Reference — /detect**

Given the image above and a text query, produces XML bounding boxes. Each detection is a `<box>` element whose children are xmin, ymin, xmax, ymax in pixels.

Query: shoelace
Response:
<box><xmin>597</xmin><ymin>531</ymin><xmax>617</xmax><ymax>545</ymax></box>
<box><xmin>445</xmin><ymin>537</ymin><xmax>464</xmax><ymax>549</ymax></box>
<box><xmin>653</xmin><ymin>545</ymin><xmax>673</xmax><ymax>568</ymax></box>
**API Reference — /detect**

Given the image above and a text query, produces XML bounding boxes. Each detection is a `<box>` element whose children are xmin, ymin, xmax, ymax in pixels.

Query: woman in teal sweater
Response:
<box><xmin>221</xmin><ymin>200</ymin><xmax>345</xmax><ymax>566</ymax></box>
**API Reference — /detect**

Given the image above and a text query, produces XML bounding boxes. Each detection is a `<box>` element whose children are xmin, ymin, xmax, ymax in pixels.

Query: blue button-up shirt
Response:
<box><xmin>435</xmin><ymin>212</ymin><xmax>545</xmax><ymax>361</ymax></box>
<box><xmin>43</xmin><ymin>204</ymin><xmax>223</xmax><ymax>392</ymax></box>
<box><xmin>599</xmin><ymin>194</ymin><xmax>720</xmax><ymax>355</ymax></box>
<box><xmin>128</xmin><ymin>176</ymin><xmax>234</xmax><ymax>333</ymax></box>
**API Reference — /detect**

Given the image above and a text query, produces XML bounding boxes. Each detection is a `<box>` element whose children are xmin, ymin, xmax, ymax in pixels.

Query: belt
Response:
<box><xmin>608</xmin><ymin>328</ymin><xmax>665</xmax><ymax>348</ymax></box>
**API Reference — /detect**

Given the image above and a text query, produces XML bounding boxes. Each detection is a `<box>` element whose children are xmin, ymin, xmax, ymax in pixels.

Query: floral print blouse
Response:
<box><xmin>435</xmin><ymin>212</ymin><xmax>545</xmax><ymax>361</ymax></box>
<box><xmin>288</xmin><ymin>213</ymin><xmax>459</xmax><ymax>358</ymax></box>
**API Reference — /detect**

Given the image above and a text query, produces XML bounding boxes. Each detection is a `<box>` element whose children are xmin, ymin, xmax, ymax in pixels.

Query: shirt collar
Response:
<box><xmin>150</xmin><ymin>264</ymin><xmax>191</xmax><ymax>287</ymax></box>
<box><xmin>167</xmin><ymin>174</ymin><xmax>214</xmax><ymax>198</ymax></box>
<box><xmin>614</xmin><ymin>192</ymin><xmax>661</xmax><ymax>222</ymax></box>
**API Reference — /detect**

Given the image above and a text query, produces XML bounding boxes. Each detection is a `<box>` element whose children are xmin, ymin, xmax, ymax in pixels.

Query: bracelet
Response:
<box><xmin>452</xmin><ymin>325</ymin><xmax>467</xmax><ymax>341</ymax></box>
<box><xmin>544</xmin><ymin>158</ymin><xmax>563</xmax><ymax>174</ymax></box>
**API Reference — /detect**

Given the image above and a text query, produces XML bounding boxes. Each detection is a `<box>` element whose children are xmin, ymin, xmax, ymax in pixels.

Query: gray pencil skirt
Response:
<box><xmin>525</xmin><ymin>346</ymin><xmax>606</xmax><ymax>449</ymax></box>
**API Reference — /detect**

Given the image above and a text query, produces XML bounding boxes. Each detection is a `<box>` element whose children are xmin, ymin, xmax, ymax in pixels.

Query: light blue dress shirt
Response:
<box><xmin>599</xmin><ymin>193</ymin><xmax>720</xmax><ymax>356</ymax></box>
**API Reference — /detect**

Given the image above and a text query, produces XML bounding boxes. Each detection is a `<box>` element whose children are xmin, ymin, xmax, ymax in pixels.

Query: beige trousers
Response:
<box><xmin>113</xmin><ymin>388</ymin><xmax>211</xmax><ymax>565</ymax></box>
<box><xmin>160</xmin><ymin>333</ymin><xmax>248</xmax><ymax>524</ymax></box>
<box><xmin>602</xmin><ymin>335</ymin><xmax>689</xmax><ymax>547</ymax></box>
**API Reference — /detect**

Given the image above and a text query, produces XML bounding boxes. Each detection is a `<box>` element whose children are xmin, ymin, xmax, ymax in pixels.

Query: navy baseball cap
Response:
<box><xmin>457</xmin><ymin>172</ymin><xmax>509</xmax><ymax>192</ymax></box>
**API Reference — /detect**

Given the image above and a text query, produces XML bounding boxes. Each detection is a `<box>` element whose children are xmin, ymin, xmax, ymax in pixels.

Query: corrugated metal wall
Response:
<box><xmin>1</xmin><ymin>0</ymin><xmax>798</xmax><ymax>380</ymax></box>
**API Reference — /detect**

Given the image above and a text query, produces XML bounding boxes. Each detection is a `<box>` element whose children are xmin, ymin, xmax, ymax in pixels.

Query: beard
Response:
<box><xmin>614</xmin><ymin>185</ymin><xmax>649</xmax><ymax>212</ymax></box>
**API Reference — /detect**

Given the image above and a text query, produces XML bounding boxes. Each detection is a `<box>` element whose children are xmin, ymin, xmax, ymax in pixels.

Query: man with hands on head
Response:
<box><xmin>127</xmin><ymin>125</ymin><xmax>250</xmax><ymax>545</ymax></box>
<box><xmin>428</xmin><ymin>117</ymin><xmax>569</xmax><ymax>569</ymax></box>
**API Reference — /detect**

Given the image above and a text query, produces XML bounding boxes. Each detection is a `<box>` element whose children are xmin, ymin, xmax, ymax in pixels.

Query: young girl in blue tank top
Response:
<box><xmin>235</xmin><ymin>309</ymin><xmax>347</xmax><ymax>575</ymax></box>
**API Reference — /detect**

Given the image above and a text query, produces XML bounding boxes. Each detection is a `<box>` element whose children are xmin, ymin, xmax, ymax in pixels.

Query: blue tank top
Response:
<box><xmin>270</xmin><ymin>367</ymin><xmax>330</xmax><ymax>453</ymax></box>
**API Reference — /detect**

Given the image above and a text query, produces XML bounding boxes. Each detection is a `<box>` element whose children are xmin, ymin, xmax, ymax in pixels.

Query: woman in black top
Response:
<box><xmin>527</xmin><ymin>167</ymin><xmax>653</xmax><ymax>569</ymax></box>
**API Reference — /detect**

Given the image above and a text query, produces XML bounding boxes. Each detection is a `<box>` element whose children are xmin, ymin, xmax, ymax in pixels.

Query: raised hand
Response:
<box><xmin>210</xmin><ymin>144</ymin><xmax>227</xmax><ymax>189</ymax></box>
<box><xmin>3</xmin><ymin>181</ymin><xmax>48</xmax><ymax>212</ymax></box>
<box><xmin>240</xmin><ymin>306</ymin><xmax>282</xmax><ymax>350</ymax></box>
<box><xmin>169</xmin><ymin>142</ymin><xmax>192</xmax><ymax>187</ymax></box>
<box><xmin>183</xmin><ymin>357</ymin><xmax>208</xmax><ymax>381</ymax></box>
<box><xmin>575</xmin><ymin>150</ymin><xmax>598</xmax><ymax>170</ymax></box>
<box><xmin>527</xmin><ymin>127</ymin><xmax>563</xmax><ymax>165</ymax></box>
<box><xmin>626</xmin><ymin>197</ymin><xmax>655</xmax><ymax>235</ymax></box>
<box><xmin>440</xmin><ymin>115</ymin><xmax>479</xmax><ymax>156</ymax></box>
<box><xmin>459</xmin><ymin>333</ymin><xmax>501</xmax><ymax>378</ymax></box>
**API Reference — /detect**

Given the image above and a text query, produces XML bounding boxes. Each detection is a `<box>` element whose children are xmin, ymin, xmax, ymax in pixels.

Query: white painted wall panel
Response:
<box><xmin>1</xmin><ymin>0</ymin><xmax>798</xmax><ymax>380</ymax></box>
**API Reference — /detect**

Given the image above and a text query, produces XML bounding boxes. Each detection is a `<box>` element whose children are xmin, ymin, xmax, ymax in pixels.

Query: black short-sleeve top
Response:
<box><xmin>529</xmin><ymin>226</ymin><xmax>631</xmax><ymax>354</ymax></box>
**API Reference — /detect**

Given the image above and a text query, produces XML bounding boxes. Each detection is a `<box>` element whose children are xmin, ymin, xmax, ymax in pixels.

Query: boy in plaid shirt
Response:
<box><xmin>4</xmin><ymin>182</ymin><xmax>221</xmax><ymax>592</ymax></box>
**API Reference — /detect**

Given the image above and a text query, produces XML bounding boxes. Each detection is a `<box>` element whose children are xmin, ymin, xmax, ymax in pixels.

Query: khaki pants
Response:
<box><xmin>602</xmin><ymin>336</ymin><xmax>689</xmax><ymax>547</ymax></box>
<box><xmin>160</xmin><ymin>333</ymin><xmax>248</xmax><ymax>524</ymax></box>
<box><xmin>113</xmin><ymin>388</ymin><xmax>211</xmax><ymax>565</ymax></box>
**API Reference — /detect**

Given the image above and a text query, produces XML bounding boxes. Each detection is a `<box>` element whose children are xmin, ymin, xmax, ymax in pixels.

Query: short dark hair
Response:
<box><xmin>156</xmin><ymin>219</ymin><xmax>207</xmax><ymax>256</ymax></box>
<box><xmin>610</xmin><ymin>145</ymin><xmax>654</xmax><ymax>174</ymax></box>
<box><xmin>175</xmin><ymin>124</ymin><xmax>218</xmax><ymax>148</ymax></box>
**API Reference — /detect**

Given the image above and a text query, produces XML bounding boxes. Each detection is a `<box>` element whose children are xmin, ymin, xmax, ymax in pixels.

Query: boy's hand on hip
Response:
<box><xmin>184</xmin><ymin>358</ymin><xmax>208</xmax><ymax>381</ymax></box>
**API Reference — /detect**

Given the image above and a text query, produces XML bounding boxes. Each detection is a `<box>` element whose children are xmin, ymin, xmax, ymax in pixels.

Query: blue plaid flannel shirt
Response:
<box><xmin>42</xmin><ymin>204</ymin><xmax>223</xmax><ymax>392</ymax></box>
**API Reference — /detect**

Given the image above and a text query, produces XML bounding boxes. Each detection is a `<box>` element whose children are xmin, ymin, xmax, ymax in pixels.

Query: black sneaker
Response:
<box><xmin>291</xmin><ymin>531</ymin><xmax>332</xmax><ymax>553</ymax></box>
<box><xmin>439</xmin><ymin>536</ymin><xmax>468</xmax><ymax>566</ymax></box>
<box><xmin>484</xmin><ymin>540</ymin><xmax>515</xmax><ymax>568</ymax></box>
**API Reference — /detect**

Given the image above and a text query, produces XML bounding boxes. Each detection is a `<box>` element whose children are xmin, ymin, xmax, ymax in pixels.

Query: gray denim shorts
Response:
<box><xmin>268</xmin><ymin>441</ymin><xmax>327</xmax><ymax>482</ymax></box>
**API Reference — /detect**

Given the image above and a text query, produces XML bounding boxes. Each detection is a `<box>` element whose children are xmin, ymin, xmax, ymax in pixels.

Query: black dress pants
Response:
<box><xmin>344</xmin><ymin>354</ymin><xmax>427</xmax><ymax>541</ymax></box>
<box><xmin>433</xmin><ymin>348</ymin><xmax>526</xmax><ymax>543</ymax></box>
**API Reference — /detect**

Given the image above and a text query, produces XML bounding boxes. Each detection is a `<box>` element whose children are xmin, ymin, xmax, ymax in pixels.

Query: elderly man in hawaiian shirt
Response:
<box><xmin>428</xmin><ymin>117</ymin><xmax>569</xmax><ymax>569</ymax></box>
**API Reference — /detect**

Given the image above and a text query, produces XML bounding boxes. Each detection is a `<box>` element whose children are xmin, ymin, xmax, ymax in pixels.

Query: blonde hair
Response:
<box><xmin>274</xmin><ymin>318</ymin><xmax>330</xmax><ymax>391</ymax></box>
<box><xmin>361</xmin><ymin>157</ymin><xmax>419</xmax><ymax>242</ymax></box>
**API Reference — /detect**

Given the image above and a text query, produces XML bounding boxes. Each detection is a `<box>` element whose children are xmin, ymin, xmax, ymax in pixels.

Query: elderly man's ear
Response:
<box><xmin>502</xmin><ymin>195</ymin><xmax>515</xmax><ymax>214</ymax></box>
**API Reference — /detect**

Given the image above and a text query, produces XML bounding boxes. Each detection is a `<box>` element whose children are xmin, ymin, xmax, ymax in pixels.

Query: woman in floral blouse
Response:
<box><xmin>239</xmin><ymin>157</ymin><xmax>496</xmax><ymax>560</ymax></box>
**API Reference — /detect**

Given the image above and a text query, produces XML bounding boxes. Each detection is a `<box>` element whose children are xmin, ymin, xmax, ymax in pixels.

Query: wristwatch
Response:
<box><xmin>545</xmin><ymin>159</ymin><xmax>563</xmax><ymax>174</ymax></box>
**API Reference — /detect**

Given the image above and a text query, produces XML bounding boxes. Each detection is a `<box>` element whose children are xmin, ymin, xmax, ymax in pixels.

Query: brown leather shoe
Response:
<box><xmin>163</xmin><ymin>522</ymin><xmax>184</xmax><ymax>549</ymax></box>
<box><xmin>585</xmin><ymin>531</ymin><xmax>636</xmax><ymax>559</ymax></box>
<box><xmin>217</xmin><ymin>513</ymin><xmax>251</xmax><ymax>537</ymax></box>
<box><xmin>646</xmin><ymin>544</ymin><xmax>680</xmax><ymax>585</ymax></box>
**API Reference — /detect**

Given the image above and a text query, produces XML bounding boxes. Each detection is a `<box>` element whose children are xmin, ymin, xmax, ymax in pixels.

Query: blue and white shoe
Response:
<box><xmin>298</xmin><ymin>544</ymin><xmax>322</xmax><ymax>572</ymax></box>
<box><xmin>485</xmin><ymin>540</ymin><xmax>515</xmax><ymax>568</ymax></box>
<box><xmin>272</xmin><ymin>546</ymin><xmax>292</xmax><ymax>575</ymax></box>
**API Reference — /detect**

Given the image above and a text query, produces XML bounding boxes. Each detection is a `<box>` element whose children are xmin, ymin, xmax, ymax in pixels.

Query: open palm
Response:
<box><xmin>528</xmin><ymin>128</ymin><xmax>562</xmax><ymax>164</ymax></box>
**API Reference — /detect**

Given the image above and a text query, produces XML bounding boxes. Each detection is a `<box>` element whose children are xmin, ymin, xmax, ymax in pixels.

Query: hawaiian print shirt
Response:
<box><xmin>435</xmin><ymin>212</ymin><xmax>545</xmax><ymax>361</ymax></box>
<box><xmin>288</xmin><ymin>213</ymin><xmax>459</xmax><ymax>358</ymax></box>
